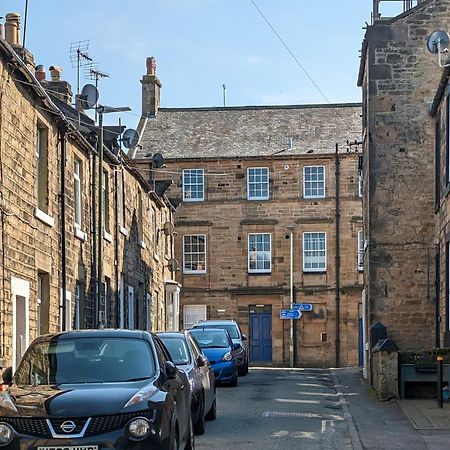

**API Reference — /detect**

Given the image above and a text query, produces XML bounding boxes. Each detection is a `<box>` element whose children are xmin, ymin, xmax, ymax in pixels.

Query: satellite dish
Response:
<box><xmin>79</xmin><ymin>83</ymin><xmax>99</xmax><ymax>110</ymax></box>
<box><xmin>162</xmin><ymin>221</ymin><xmax>174</xmax><ymax>236</ymax></box>
<box><xmin>122</xmin><ymin>128</ymin><xmax>140</xmax><ymax>149</ymax></box>
<box><xmin>427</xmin><ymin>30</ymin><xmax>450</xmax><ymax>54</ymax></box>
<box><xmin>167</xmin><ymin>258</ymin><xmax>179</xmax><ymax>272</ymax></box>
<box><xmin>152</xmin><ymin>153</ymin><xmax>165</xmax><ymax>168</ymax></box>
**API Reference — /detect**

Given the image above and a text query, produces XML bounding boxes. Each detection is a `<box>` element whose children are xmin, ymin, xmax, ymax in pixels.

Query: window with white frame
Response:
<box><xmin>74</xmin><ymin>159</ymin><xmax>82</xmax><ymax>228</ymax></box>
<box><xmin>118</xmin><ymin>171</ymin><xmax>125</xmax><ymax>229</ymax></box>
<box><xmin>248</xmin><ymin>233</ymin><xmax>271</xmax><ymax>273</ymax></box>
<box><xmin>102</xmin><ymin>170</ymin><xmax>110</xmax><ymax>233</ymax></box>
<box><xmin>247</xmin><ymin>167</ymin><xmax>269</xmax><ymax>200</ymax></box>
<box><xmin>358</xmin><ymin>230</ymin><xmax>364</xmax><ymax>271</ymax></box>
<box><xmin>184</xmin><ymin>304</ymin><xmax>207</xmax><ymax>329</ymax></box>
<box><xmin>36</xmin><ymin>124</ymin><xmax>49</xmax><ymax>212</ymax></box>
<box><xmin>99</xmin><ymin>279</ymin><xmax>109</xmax><ymax>326</ymax></box>
<box><xmin>183</xmin><ymin>169</ymin><xmax>204</xmax><ymax>202</ymax></box>
<box><xmin>303</xmin><ymin>166</ymin><xmax>325</xmax><ymax>199</ymax></box>
<box><xmin>303</xmin><ymin>232</ymin><xmax>327</xmax><ymax>272</ymax></box>
<box><xmin>183</xmin><ymin>235</ymin><xmax>207</xmax><ymax>273</ymax></box>
<box><xmin>75</xmin><ymin>282</ymin><xmax>82</xmax><ymax>330</ymax></box>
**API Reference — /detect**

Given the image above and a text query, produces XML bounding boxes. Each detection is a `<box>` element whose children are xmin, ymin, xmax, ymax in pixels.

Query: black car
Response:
<box><xmin>158</xmin><ymin>331</ymin><xmax>216</xmax><ymax>435</ymax></box>
<box><xmin>0</xmin><ymin>329</ymin><xmax>195</xmax><ymax>450</ymax></box>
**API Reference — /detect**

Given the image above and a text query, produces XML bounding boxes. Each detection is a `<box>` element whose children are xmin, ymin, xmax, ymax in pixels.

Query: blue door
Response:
<box><xmin>249</xmin><ymin>306</ymin><xmax>272</xmax><ymax>362</ymax></box>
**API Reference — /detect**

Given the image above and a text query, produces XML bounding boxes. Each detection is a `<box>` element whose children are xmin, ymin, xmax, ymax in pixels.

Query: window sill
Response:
<box><xmin>304</xmin><ymin>196</ymin><xmax>325</xmax><ymax>200</ymax></box>
<box><xmin>104</xmin><ymin>231</ymin><xmax>113</xmax><ymax>243</ymax></box>
<box><xmin>74</xmin><ymin>226</ymin><xmax>87</xmax><ymax>242</ymax></box>
<box><xmin>247</xmin><ymin>197</ymin><xmax>269</xmax><ymax>201</ymax></box>
<box><xmin>248</xmin><ymin>271</ymin><xmax>272</xmax><ymax>275</ymax></box>
<box><xmin>138</xmin><ymin>239</ymin><xmax>147</xmax><ymax>249</ymax></box>
<box><xmin>34</xmin><ymin>207</ymin><xmax>55</xmax><ymax>227</ymax></box>
<box><xmin>119</xmin><ymin>226</ymin><xmax>128</xmax><ymax>236</ymax></box>
<box><xmin>183</xmin><ymin>271</ymin><xmax>207</xmax><ymax>275</ymax></box>
<box><xmin>183</xmin><ymin>198</ymin><xmax>205</xmax><ymax>202</ymax></box>
<box><xmin>303</xmin><ymin>270</ymin><xmax>327</xmax><ymax>274</ymax></box>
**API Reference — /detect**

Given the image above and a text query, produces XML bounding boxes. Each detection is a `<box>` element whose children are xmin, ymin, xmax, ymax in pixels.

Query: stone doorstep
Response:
<box><xmin>398</xmin><ymin>399</ymin><xmax>450</xmax><ymax>430</ymax></box>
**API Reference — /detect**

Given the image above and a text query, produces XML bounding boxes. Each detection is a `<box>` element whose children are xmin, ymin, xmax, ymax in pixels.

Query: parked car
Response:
<box><xmin>192</xmin><ymin>319</ymin><xmax>249</xmax><ymax>376</ymax></box>
<box><xmin>157</xmin><ymin>331</ymin><xmax>216</xmax><ymax>435</ymax></box>
<box><xmin>189</xmin><ymin>327</ymin><xmax>239</xmax><ymax>386</ymax></box>
<box><xmin>0</xmin><ymin>329</ymin><xmax>195</xmax><ymax>450</ymax></box>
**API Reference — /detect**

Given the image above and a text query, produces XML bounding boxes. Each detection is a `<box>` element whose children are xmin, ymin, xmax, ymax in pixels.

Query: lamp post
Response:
<box><xmin>96</xmin><ymin>105</ymin><xmax>131</xmax><ymax>329</ymax></box>
<box><xmin>287</xmin><ymin>224</ymin><xmax>295</xmax><ymax>368</ymax></box>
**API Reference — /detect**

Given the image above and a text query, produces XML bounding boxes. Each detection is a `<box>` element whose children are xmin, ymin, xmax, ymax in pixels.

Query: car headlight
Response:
<box><xmin>128</xmin><ymin>417</ymin><xmax>152</xmax><ymax>440</ymax></box>
<box><xmin>0</xmin><ymin>422</ymin><xmax>13</xmax><ymax>446</ymax></box>
<box><xmin>222</xmin><ymin>352</ymin><xmax>232</xmax><ymax>362</ymax></box>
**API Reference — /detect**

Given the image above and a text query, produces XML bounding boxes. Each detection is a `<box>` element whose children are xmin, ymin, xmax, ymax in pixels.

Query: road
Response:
<box><xmin>196</xmin><ymin>367</ymin><xmax>353</xmax><ymax>449</ymax></box>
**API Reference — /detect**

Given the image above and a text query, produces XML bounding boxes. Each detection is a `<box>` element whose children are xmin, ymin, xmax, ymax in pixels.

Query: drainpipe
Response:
<box><xmin>335</xmin><ymin>143</ymin><xmax>341</xmax><ymax>367</ymax></box>
<box><xmin>91</xmin><ymin>152</ymin><xmax>97</xmax><ymax>329</ymax></box>
<box><xmin>59</xmin><ymin>125</ymin><xmax>68</xmax><ymax>331</ymax></box>
<box><xmin>114</xmin><ymin>163</ymin><xmax>120</xmax><ymax>327</ymax></box>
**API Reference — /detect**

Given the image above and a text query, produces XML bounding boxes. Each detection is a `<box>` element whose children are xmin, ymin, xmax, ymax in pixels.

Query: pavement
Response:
<box><xmin>333</xmin><ymin>368</ymin><xmax>450</xmax><ymax>449</ymax></box>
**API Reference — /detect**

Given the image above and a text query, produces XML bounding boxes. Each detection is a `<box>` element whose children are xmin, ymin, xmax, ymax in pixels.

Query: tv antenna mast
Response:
<box><xmin>86</xmin><ymin>65</ymin><xmax>111</xmax><ymax>122</ymax></box>
<box><xmin>69</xmin><ymin>40</ymin><xmax>93</xmax><ymax>95</ymax></box>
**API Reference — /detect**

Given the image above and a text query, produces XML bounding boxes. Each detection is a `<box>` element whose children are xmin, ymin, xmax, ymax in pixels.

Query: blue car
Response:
<box><xmin>189</xmin><ymin>328</ymin><xmax>240</xmax><ymax>386</ymax></box>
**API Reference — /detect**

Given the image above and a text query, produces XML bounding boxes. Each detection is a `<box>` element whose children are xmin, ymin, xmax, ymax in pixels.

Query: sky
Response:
<box><xmin>1</xmin><ymin>0</ymin><xmax>404</xmax><ymax>129</ymax></box>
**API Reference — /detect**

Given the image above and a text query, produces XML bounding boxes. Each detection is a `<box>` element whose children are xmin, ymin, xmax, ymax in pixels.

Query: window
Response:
<box><xmin>358</xmin><ymin>230</ymin><xmax>364</xmax><ymax>271</ymax></box>
<box><xmin>146</xmin><ymin>292</ymin><xmax>152</xmax><ymax>331</ymax></box>
<box><xmin>102</xmin><ymin>170</ymin><xmax>110</xmax><ymax>233</ymax></box>
<box><xmin>99</xmin><ymin>279</ymin><xmax>109</xmax><ymax>327</ymax></box>
<box><xmin>118</xmin><ymin>171</ymin><xmax>125</xmax><ymax>229</ymax></box>
<box><xmin>248</xmin><ymin>233</ymin><xmax>271</xmax><ymax>273</ymax></box>
<box><xmin>37</xmin><ymin>272</ymin><xmax>49</xmax><ymax>335</ymax></box>
<box><xmin>358</xmin><ymin>155</ymin><xmax>363</xmax><ymax>198</ymax></box>
<box><xmin>75</xmin><ymin>282</ymin><xmax>82</xmax><ymax>330</ymax></box>
<box><xmin>303</xmin><ymin>232</ymin><xmax>327</xmax><ymax>272</ymax></box>
<box><xmin>183</xmin><ymin>169</ymin><xmax>204</xmax><ymax>202</ymax></box>
<box><xmin>63</xmin><ymin>292</ymin><xmax>72</xmax><ymax>332</ymax></box>
<box><xmin>436</xmin><ymin>117</ymin><xmax>441</xmax><ymax>210</ymax></box>
<box><xmin>247</xmin><ymin>167</ymin><xmax>269</xmax><ymax>200</ymax></box>
<box><xmin>183</xmin><ymin>235</ymin><xmax>207</xmax><ymax>273</ymax></box>
<box><xmin>36</xmin><ymin>124</ymin><xmax>49</xmax><ymax>212</ymax></box>
<box><xmin>74</xmin><ymin>159</ymin><xmax>82</xmax><ymax>227</ymax></box>
<box><xmin>137</xmin><ymin>190</ymin><xmax>144</xmax><ymax>242</ymax></box>
<box><xmin>152</xmin><ymin>208</ymin><xmax>159</xmax><ymax>258</ymax></box>
<box><xmin>128</xmin><ymin>286</ymin><xmax>135</xmax><ymax>330</ymax></box>
<box><xmin>303</xmin><ymin>166</ymin><xmax>325</xmax><ymax>199</ymax></box>
<box><xmin>184</xmin><ymin>305</ymin><xmax>207</xmax><ymax>329</ymax></box>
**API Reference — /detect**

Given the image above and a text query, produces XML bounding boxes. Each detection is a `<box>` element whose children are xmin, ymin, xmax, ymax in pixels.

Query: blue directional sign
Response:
<box><xmin>280</xmin><ymin>309</ymin><xmax>302</xmax><ymax>319</ymax></box>
<box><xmin>293</xmin><ymin>303</ymin><xmax>313</xmax><ymax>312</ymax></box>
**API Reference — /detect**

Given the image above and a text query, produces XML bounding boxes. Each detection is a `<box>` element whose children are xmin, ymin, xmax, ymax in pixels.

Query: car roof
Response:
<box><xmin>32</xmin><ymin>328</ymin><xmax>154</xmax><ymax>343</ymax></box>
<box><xmin>195</xmin><ymin>320</ymin><xmax>238</xmax><ymax>325</ymax></box>
<box><xmin>157</xmin><ymin>331</ymin><xmax>186</xmax><ymax>339</ymax></box>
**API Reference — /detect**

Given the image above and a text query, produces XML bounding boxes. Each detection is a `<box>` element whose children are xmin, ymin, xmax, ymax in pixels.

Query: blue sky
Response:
<box><xmin>2</xmin><ymin>0</ymin><xmax>387</xmax><ymax>127</ymax></box>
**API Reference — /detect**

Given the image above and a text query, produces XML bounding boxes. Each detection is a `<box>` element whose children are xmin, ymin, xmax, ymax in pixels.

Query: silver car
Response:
<box><xmin>158</xmin><ymin>331</ymin><xmax>217</xmax><ymax>435</ymax></box>
<box><xmin>192</xmin><ymin>320</ymin><xmax>249</xmax><ymax>376</ymax></box>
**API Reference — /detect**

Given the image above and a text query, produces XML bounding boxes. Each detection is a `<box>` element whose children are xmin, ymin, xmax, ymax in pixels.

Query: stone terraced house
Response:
<box><xmin>0</xmin><ymin>13</ymin><xmax>177</xmax><ymax>371</ymax></box>
<box><xmin>131</xmin><ymin>58</ymin><xmax>364</xmax><ymax>367</ymax></box>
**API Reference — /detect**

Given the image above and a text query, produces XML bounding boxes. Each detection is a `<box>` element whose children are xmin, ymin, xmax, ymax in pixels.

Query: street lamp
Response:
<box><xmin>287</xmin><ymin>224</ymin><xmax>295</xmax><ymax>368</ymax></box>
<box><xmin>96</xmin><ymin>105</ymin><xmax>131</xmax><ymax>328</ymax></box>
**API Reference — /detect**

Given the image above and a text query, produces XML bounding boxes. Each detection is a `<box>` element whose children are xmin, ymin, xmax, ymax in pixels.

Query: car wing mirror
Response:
<box><xmin>165</xmin><ymin>361</ymin><xmax>178</xmax><ymax>379</ymax></box>
<box><xmin>2</xmin><ymin>367</ymin><xmax>12</xmax><ymax>386</ymax></box>
<box><xmin>197</xmin><ymin>355</ymin><xmax>208</xmax><ymax>367</ymax></box>
<box><xmin>241</xmin><ymin>334</ymin><xmax>247</xmax><ymax>341</ymax></box>
<box><xmin>233</xmin><ymin>343</ymin><xmax>242</xmax><ymax>351</ymax></box>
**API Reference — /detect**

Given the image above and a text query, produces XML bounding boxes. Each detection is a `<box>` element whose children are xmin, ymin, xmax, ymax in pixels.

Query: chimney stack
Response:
<box><xmin>141</xmin><ymin>56</ymin><xmax>161</xmax><ymax>117</ymax></box>
<box><xmin>49</xmin><ymin>65</ymin><xmax>62</xmax><ymax>82</ymax></box>
<box><xmin>5</xmin><ymin>13</ymin><xmax>20</xmax><ymax>46</ymax></box>
<box><xmin>43</xmin><ymin>65</ymin><xmax>72</xmax><ymax>105</ymax></box>
<box><xmin>35</xmin><ymin>65</ymin><xmax>46</xmax><ymax>82</ymax></box>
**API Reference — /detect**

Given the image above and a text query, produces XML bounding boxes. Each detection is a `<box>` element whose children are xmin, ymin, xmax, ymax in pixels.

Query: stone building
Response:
<box><xmin>131</xmin><ymin>59</ymin><xmax>363</xmax><ymax>367</ymax></box>
<box><xmin>0</xmin><ymin>14</ymin><xmax>176</xmax><ymax>371</ymax></box>
<box><xmin>358</xmin><ymin>0</ymin><xmax>446</xmax><ymax>380</ymax></box>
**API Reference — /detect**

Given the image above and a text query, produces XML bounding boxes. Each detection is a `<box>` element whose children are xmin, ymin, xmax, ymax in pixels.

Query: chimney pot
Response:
<box><xmin>49</xmin><ymin>65</ymin><xmax>62</xmax><ymax>82</ymax></box>
<box><xmin>35</xmin><ymin>65</ymin><xmax>46</xmax><ymax>82</ymax></box>
<box><xmin>5</xmin><ymin>13</ymin><xmax>20</xmax><ymax>46</ymax></box>
<box><xmin>146</xmin><ymin>57</ymin><xmax>156</xmax><ymax>76</ymax></box>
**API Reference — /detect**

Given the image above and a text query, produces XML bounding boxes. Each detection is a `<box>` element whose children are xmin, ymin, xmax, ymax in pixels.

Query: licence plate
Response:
<box><xmin>37</xmin><ymin>447</ymin><xmax>98</xmax><ymax>450</ymax></box>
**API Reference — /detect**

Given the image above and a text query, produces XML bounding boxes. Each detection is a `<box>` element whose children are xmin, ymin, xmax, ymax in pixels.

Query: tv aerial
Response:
<box><xmin>152</xmin><ymin>153</ymin><xmax>165</xmax><ymax>168</ymax></box>
<box><xmin>69</xmin><ymin>40</ymin><xmax>93</xmax><ymax>95</ymax></box>
<box><xmin>427</xmin><ymin>30</ymin><xmax>450</xmax><ymax>67</ymax></box>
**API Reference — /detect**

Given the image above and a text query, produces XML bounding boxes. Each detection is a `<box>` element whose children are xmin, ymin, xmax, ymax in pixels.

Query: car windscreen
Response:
<box><xmin>159</xmin><ymin>336</ymin><xmax>191</xmax><ymax>365</ymax></box>
<box><xmin>189</xmin><ymin>329</ymin><xmax>230</xmax><ymax>348</ymax></box>
<box><xmin>14</xmin><ymin>337</ymin><xmax>156</xmax><ymax>385</ymax></box>
<box><xmin>194</xmin><ymin>324</ymin><xmax>239</xmax><ymax>339</ymax></box>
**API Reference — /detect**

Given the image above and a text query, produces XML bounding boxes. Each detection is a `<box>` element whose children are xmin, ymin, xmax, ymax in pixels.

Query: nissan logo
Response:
<box><xmin>60</xmin><ymin>420</ymin><xmax>76</xmax><ymax>433</ymax></box>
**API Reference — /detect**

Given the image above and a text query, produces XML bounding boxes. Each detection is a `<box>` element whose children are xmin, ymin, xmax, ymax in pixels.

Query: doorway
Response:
<box><xmin>249</xmin><ymin>305</ymin><xmax>272</xmax><ymax>362</ymax></box>
<box><xmin>11</xmin><ymin>277</ymin><xmax>30</xmax><ymax>371</ymax></box>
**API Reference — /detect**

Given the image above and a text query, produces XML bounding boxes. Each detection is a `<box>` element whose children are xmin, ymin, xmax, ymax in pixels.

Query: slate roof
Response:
<box><xmin>134</xmin><ymin>103</ymin><xmax>362</xmax><ymax>160</ymax></box>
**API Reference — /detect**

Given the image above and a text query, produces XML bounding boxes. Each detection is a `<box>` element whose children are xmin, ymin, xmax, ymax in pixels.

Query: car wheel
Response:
<box><xmin>205</xmin><ymin>398</ymin><xmax>217</xmax><ymax>421</ymax></box>
<box><xmin>184</xmin><ymin>416</ymin><xmax>195</xmax><ymax>450</ymax></box>
<box><xmin>230</xmin><ymin>370</ymin><xmax>238</xmax><ymax>387</ymax></box>
<box><xmin>193</xmin><ymin>394</ymin><xmax>205</xmax><ymax>435</ymax></box>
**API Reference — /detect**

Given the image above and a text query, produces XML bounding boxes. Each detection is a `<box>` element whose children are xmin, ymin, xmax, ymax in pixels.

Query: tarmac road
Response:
<box><xmin>196</xmin><ymin>367</ymin><xmax>353</xmax><ymax>449</ymax></box>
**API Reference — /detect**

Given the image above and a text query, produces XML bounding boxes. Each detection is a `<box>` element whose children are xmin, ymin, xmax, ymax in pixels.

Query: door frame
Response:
<box><xmin>11</xmin><ymin>276</ymin><xmax>30</xmax><ymax>371</ymax></box>
<box><xmin>249</xmin><ymin>305</ymin><xmax>272</xmax><ymax>363</ymax></box>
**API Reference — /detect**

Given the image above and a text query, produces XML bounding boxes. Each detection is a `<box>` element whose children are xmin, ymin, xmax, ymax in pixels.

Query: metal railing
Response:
<box><xmin>372</xmin><ymin>0</ymin><xmax>425</xmax><ymax>23</ymax></box>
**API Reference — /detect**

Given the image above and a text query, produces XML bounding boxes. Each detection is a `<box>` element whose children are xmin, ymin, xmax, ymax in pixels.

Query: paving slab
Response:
<box><xmin>398</xmin><ymin>400</ymin><xmax>450</xmax><ymax>430</ymax></box>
